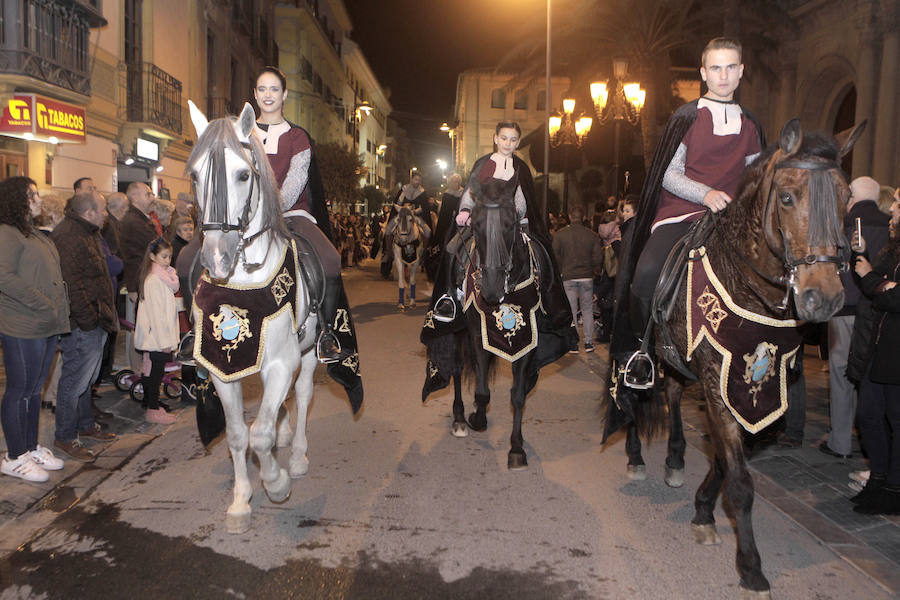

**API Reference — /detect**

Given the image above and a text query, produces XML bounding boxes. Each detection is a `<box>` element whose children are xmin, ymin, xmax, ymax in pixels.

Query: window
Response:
<box><xmin>514</xmin><ymin>89</ymin><xmax>528</xmax><ymax>110</ymax></box>
<box><xmin>536</xmin><ymin>90</ymin><xmax>547</xmax><ymax>111</ymax></box>
<box><xmin>491</xmin><ymin>88</ymin><xmax>506</xmax><ymax>109</ymax></box>
<box><xmin>301</xmin><ymin>58</ymin><xmax>312</xmax><ymax>83</ymax></box>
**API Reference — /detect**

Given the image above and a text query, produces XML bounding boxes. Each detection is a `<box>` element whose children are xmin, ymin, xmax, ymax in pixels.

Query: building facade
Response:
<box><xmin>0</xmin><ymin>0</ymin><xmax>276</xmax><ymax>200</ymax></box>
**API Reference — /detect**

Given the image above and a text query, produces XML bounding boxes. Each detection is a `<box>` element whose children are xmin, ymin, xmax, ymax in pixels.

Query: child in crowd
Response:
<box><xmin>135</xmin><ymin>238</ymin><xmax>179</xmax><ymax>425</ymax></box>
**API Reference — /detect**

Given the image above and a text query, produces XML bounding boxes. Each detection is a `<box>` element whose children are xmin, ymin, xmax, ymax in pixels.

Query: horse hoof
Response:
<box><xmin>264</xmin><ymin>469</ymin><xmax>292</xmax><ymax>503</ymax></box>
<box><xmin>397</xmin><ymin>303</ymin><xmax>406</xmax><ymax>311</ymax></box>
<box><xmin>225</xmin><ymin>511</ymin><xmax>251</xmax><ymax>534</ymax></box>
<box><xmin>508</xmin><ymin>451</ymin><xmax>528</xmax><ymax>470</ymax></box>
<box><xmin>467</xmin><ymin>412</ymin><xmax>487</xmax><ymax>432</ymax></box>
<box><xmin>739</xmin><ymin>587</ymin><xmax>771</xmax><ymax>599</ymax></box>
<box><xmin>408</xmin><ymin>300</ymin><xmax>416</xmax><ymax>308</ymax></box>
<box><xmin>289</xmin><ymin>455</ymin><xmax>309</xmax><ymax>478</ymax></box>
<box><xmin>627</xmin><ymin>464</ymin><xmax>647</xmax><ymax>480</ymax></box>
<box><xmin>664</xmin><ymin>466</ymin><xmax>685</xmax><ymax>488</ymax></box>
<box><xmin>691</xmin><ymin>523</ymin><xmax>722</xmax><ymax>545</ymax></box>
<box><xmin>451</xmin><ymin>422</ymin><xmax>468</xmax><ymax>437</ymax></box>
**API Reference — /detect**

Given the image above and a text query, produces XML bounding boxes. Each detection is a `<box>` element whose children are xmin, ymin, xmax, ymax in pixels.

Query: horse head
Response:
<box><xmin>186</xmin><ymin>100</ymin><xmax>284</xmax><ymax>281</ymax></box>
<box><xmin>471</xmin><ymin>176</ymin><xmax>520</xmax><ymax>304</ymax></box>
<box><xmin>751</xmin><ymin>118</ymin><xmax>866</xmax><ymax>321</ymax></box>
<box><xmin>393</xmin><ymin>203</ymin><xmax>415</xmax><ymax>244</ymax></box>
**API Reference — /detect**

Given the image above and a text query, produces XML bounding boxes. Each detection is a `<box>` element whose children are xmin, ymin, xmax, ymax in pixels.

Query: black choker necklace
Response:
<box><xmin>703</xmin><ymin>96</ymin><xmax>736</xmax><ymax>105</ymax></box>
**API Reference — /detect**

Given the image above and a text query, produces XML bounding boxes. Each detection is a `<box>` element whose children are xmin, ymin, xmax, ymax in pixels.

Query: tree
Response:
<box><xmin>315</xmin><ymin>143</ymin><xmax>364</xmax><ymax>212</ymax></box>
<box><xmin>361</xmin><ymin>185</ymin><xmax>388</xmax><ymax>216</ymax></box>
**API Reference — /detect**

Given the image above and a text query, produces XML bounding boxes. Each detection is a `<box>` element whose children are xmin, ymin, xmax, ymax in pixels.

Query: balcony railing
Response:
<box><xmin>124</xmin><ymin>62</ymin><xmax>183</xmax><ymax>134</ymax></box>
<box><xmin>0</xmin><ymin>0</ymin><xmax>97</xmax><ymax>96</ymax></box>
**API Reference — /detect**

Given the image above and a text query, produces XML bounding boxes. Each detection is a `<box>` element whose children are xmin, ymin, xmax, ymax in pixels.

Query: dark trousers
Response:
<box><xmin>631</xmin><ymin>221</ymin><xmax>693</xmax><ymax>336</ymax></box>
<box><xmin>0</xmin><ymin>334</ymin><xmax>57</xmax><ymax>459</ymax></box>
<box><xmin>141</xmin><ymin>351</ymin><xmax>172</xmax><ymax>410</ymax></box>
<box><xmin>857</xmin><ymin>364</ymin><xmax>900</xmax><ymax>485</ymax></box>
<box><xmin>783</xmin><ymin>352</ymin><xmax>807</xmax><ymax>441</ymax></box>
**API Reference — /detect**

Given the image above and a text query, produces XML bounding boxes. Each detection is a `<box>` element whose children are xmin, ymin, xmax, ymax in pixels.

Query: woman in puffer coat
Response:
<box><xmin>848</xmin><ymin>187</ymin><xmax>900</xmax><ymax>514</ymax></box>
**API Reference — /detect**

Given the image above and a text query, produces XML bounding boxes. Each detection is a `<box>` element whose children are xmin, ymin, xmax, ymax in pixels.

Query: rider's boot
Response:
<box><xmin>623</xmin><ymin>295</ymin><xmax>655</xmax><ymax>389</ymax></box>
<box><xmin>316</xmin><ymin>276</ymin><xmax>344</xmax><ymax>364</ymax></box>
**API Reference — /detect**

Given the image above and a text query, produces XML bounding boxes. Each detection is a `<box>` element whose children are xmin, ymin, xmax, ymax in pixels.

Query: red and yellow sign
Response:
<box><xmin>0</xmin><ymin>94</ymin><xmax>86</xmax><ymax>143</ymax></box>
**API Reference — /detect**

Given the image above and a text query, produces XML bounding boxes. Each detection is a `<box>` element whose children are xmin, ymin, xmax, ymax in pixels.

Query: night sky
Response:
<box><xmin>344</xmin><ymin>0</ymin><xmax>545</xmax><ymax>167</ymax></box>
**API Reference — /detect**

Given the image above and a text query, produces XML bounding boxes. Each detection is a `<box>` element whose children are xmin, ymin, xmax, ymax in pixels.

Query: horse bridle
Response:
<box><xmin>196</xmin><ymin>139</ymin><xmax>271</xmax><ymax>273</ymax></box>
<box><xmin>473</xmin><ymin>200</ymin><xmax>522</xmax><ymax>300</ymax></box>
<box><xmin>726</xmin><ymin>155</ymin><xmax>848</xmax><ymax>313</ymax></box>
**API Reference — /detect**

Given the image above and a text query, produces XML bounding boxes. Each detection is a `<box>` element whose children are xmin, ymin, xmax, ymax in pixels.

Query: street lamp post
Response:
<box><xmin>589</xmin><ymin>59</ymin><xmax>646</xmax><ymax>200</ymax></box>
<box><xmin>548</xmin><ymin>98</ymin><xmax>592</xmax><ymax>214</ymax></box>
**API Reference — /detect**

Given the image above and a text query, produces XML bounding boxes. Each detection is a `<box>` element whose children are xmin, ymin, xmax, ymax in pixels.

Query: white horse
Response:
<box><xmin>187</xmin><ymin>101</ymin><xmax>317</xmax><ymax>534</ymax></box>
<box><xmin>385</xmin><ymin>203</ymin><xmax>430</xmax><ymax>310</ymax></box>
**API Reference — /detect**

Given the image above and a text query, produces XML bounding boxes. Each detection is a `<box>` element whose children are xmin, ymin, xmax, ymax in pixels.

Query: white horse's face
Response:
<box><xmin>188</xmin><ymin>101</ymin><xmax>260</xmax><ymax>280</ymax></box>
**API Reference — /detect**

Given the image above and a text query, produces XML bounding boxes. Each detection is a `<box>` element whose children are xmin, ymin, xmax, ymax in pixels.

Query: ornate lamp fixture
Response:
<box><xmin>548</xmin><ymin>97</ymin><xmax>593</xmax><ymax>148</ymax></box>
<box><xmin>589</xmin><ymin>58</ymin><xmax>646</xmax><ymax>125</ymax></box>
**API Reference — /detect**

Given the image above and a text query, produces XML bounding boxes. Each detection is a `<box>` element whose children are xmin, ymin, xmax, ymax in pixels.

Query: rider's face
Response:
<box><xmin>254</xmin><ymin>72</ymin><xmax>286</xmax><ymax>119</ymax></box>
<box><xmin>700</xmin><ymin>49</ymin><xmax>743</xmax><ymax>101</ymax></box>
<box><xmin>494</xmin><ymin>128</ymin><xmax>520</xmax><ymax>157</ymax></box>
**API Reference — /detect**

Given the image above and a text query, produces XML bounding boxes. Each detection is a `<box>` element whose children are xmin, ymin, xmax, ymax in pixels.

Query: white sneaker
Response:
<box><xmin>2</xmin><ymin>453</ymin><xmax>50</xmax><ymax>483</ymax></box>
<box><xmin>30</xmin><ymin>445</ymin><xmax>64</xmax><ymax>470</ymax></box>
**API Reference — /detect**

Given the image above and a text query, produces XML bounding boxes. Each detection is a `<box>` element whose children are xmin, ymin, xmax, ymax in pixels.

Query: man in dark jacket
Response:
<box><xmin>820</xmin><ymin>176</ymin><xmax>891</xmax><ymax>458</ymax></box>
<box><xmin>51</xmin><ymin>191</ymin><xmax>118</xmax><ymax>462</ymax></box>
<box><xmin>119</xmin><ymin>182</ymin><xmax>157</xmax><ymax>370</ymax></box>
<box><xmin>552</xmin><ymin>205</ymin><xmax>605</xmax><ymax>352</ymax></box>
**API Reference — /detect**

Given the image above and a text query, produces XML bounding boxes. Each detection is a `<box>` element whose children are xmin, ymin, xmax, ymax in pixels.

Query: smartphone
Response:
<box><xmin>855</xmin><ymin>217</ymin><xmax>862</xmax><ymax>248</ymax></box>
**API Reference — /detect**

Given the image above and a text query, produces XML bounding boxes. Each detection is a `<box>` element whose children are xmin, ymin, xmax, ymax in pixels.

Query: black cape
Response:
<box><xmin>421</xmin><ymin>153</ymin><xmax>576</xmax><ymax>399</ymax></box>
<box><xmin>604</xmin><ymin>99</ymin><xmax>765</xmax><ymax>440</ymax></box>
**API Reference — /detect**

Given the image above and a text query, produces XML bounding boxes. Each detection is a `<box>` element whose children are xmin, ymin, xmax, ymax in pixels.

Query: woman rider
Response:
<box><xmin>252</xmin><ymin>66</ymin><xmax>344</xmax><ymax>363</ymax></box>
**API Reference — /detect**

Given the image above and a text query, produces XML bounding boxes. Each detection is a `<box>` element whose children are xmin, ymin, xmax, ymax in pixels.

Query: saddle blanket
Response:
<box><xmin>193</xmin><ymin>239</ymin><xmax>302</xmax><ymax>382</ymax></box>
<box><xmin>462</xmin><ymin>247</ymin><xmax>543</xmax><ymax>362</ymax></box>
<box><xmin>686</xmin><ymin>247</ymin><xmax>801</xmax><ymax>433</ymax></box>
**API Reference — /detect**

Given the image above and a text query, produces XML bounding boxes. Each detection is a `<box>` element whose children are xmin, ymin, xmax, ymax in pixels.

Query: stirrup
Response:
<box><xmin>316</xmin><ymin>329</ymin><xmax>342</xmax><ymax>364</ymax></box>
<box><xmin>433</xmin><ymin>293</ymin><xmax>457</xmax><ymax>323</ymax></box>
<box><xmin>623</xmin><ymin>350</ymin><xmax>655</xmax><ymax>389</ymax></box>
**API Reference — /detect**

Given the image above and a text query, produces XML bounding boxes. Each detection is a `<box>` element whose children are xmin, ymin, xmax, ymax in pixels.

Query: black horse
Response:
<box><xmin>427</xmin><ymin>176</ymin><xmax>557</xmax><ymax>470</ymax></box>
<box><xmin>607</xmin><ymin>119</ymin><xmax>865</xmax><ymax>597</ymax></box>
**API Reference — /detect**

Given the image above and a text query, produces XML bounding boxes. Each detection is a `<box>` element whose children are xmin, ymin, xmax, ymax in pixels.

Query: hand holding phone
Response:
<box><xmin>851</xmin><ymin>217</ymin><xmax>866</xmax><ymax>252</ymax></box>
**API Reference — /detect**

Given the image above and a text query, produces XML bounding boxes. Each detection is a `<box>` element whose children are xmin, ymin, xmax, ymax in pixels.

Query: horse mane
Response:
<box><xmin>721</xmin><ymin>130</ymin><xmax>844</xmax><ymax>248</ymax></box>
<box><xmin>186</xmin><ymin>118</ymin><xmax>288</xmax><ymax>240</ymax></box>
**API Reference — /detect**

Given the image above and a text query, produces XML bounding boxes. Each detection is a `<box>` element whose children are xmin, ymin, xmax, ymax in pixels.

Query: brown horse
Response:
<box><xmin>614</xmin><ymin>119</ymin><xmax>865</xmax><ymax>598</ymax></box>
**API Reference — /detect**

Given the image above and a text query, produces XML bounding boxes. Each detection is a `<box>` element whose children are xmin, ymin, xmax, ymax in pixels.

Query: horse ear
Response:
<box><xmin>237</xmin><ymin>102</ymin><xmax>256</xmax><ymax>141</ymax></box>
<box><xmin>834</xmin><ymin>120</ymin><xmax>867</xmax><ymax>158</ymax></box>
<box><xmin>778</xmin><ymin>118</ymin><xmax>802</xmax><ymax>156</ymax></box>
<box><xmin>188</xmin><ymin>100</ymin><xmax>208</xmax><ymax>138</ymax></box>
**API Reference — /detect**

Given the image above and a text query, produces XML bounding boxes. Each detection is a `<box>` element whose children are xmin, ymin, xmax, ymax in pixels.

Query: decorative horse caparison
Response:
<box><xmin>609</xmin><ymin>119</ymin><xmax>865</xmax><ymax>598</ymax></box>
<box><xmin>186</xmin><ymin>101</ymin><xmax>319</xmax><ymax>534</ymax></box>
<box><xmin>438</xmin><ymin>176</ymin><xmax>551</xmax><ymax>470</ymax></box>
<box><xmin>385</xmin><ymin>204</ymin><xmax>430</xmax><ymax>309</ymax></box>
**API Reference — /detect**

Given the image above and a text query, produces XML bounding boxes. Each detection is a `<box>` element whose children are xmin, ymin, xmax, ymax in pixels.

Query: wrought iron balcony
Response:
<box><xmin>0</xmin><ymin>0</ymin><xmax>103</xmax><ymax>97</ymax></box>
<box><xmin>124</xmin><ymin>62</ymin><xmax>183</xmax><ymax>135</ymax></box>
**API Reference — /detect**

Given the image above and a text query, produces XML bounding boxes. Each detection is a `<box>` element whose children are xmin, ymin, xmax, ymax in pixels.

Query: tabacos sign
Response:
<box><xmin>0</xmin><ymin>94</ymin><xmax>86</xmax><ymax>143</ymax></box>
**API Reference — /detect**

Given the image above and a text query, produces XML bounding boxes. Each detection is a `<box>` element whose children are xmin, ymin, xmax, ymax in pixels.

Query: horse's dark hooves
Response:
<box><xmin>691</xmin><ymin>523</ymin><xmax>722</xmax><ymax>545</ymax></box>
<box><xmin>467</xmin><ymin>411</ymin><xmax>487</xmax><ymax>431</ymax></box>
<box><xmin>627</xmin><ymin>464</ymin><xmax>647</xmax><ymax>480</ymax></box>
<box><xmin>451</xmin><ymin>421</ymin><xmax>468</xmax><ymax>437</ymax></box>
<box><xmin>508</xmin><ymin>451</ymin><xmax>528</xmax><ymax>470</ymax></box>
<box><xmin>739</xmin><ymin>588</ymin><xmax>771</xmax><ymax>600</ymax></box>
<box><xmin>664</xmin><ymin>466</ymin><xmax>685</xmax><ymax>488</ymax></box>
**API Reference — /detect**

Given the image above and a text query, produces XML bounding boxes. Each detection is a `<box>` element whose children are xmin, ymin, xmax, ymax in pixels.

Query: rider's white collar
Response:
<box><xmin>698</xmin><ymin>97</ymin><xmax>743</xmax><ymax>136</ymax></box>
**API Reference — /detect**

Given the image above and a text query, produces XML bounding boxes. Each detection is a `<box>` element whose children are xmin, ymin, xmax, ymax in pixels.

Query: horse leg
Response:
<box><xmin>395</xmin><ymin>251</ymin><xmax>406</xmax><ymax>309</ymax></box>
<box><xmin>450</xmin><ymin>372</ymin><xmax>468</xmax><ymax>437</ymax></box>
<box><xmin>716</xmin><ymin>412</ymin><xmax>770</xmax><ymax>596</ymax></box>
<box><xmin>408</xmin><ymin>259</ymin><xmax>418</xmax><ymax>307</ymax></box>
<box><xmin>215</xmin><ymin>379</ymin><xmax>253</xmax><ymax>534</ymax></box>
<box><xmin>625</xmin><ymin>424</ymin><xmax>646</xmax><ymax>480</ymax></box>
<box><xmin>252</xmin><ymin>359</ymin><xmax>298</xmax><ymax>504</ymax></box>
<box><xmin>507</xmin><ymin>356</ymin><xmax>531</xmax><ymax>470</ymax></box>
<box><xmin>289</xmin><ymin>349</ymin><xmax>318</xmax><ymax>478</ymax></box>
<box><xmin>691</xmin><ymin>393</ymin><xmax>725</xmax><ymax>545</ymax></box>
<box><xmin>664</xmin><ymin>375</ymin><xmax>687</xmax><ymax>488</ymax></box>
<box><xmin>467</xmin><ymin>349</ymin><xmax>491</xmax><ymax>432</ymax></box>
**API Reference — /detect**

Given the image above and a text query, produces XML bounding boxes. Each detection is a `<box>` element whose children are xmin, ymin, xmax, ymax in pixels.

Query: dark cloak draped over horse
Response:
<box><xmin>185</xmin><ymin>101</ymin><xmax>363</xmax><ymax>533</ymax></box>
<box><xmin>601</xmin><ymin>118</ymin><xmax>866</xmax><ymax>598</ymax></box>
<box><xmin>420</xmin><ymin>170</ymin><xmax>577</xmax><ymax>469</ymax></box>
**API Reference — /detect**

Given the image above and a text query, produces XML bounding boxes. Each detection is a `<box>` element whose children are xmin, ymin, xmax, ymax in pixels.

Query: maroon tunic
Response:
<box><xmin>653</xmin><ymin>107</ymin><xmax>760</xmax><ymax>229</ymax></box>
<box><xmin>257</xmin><ymin>122</ymin><xmax>312</xmax><ymax>212</ymax></box>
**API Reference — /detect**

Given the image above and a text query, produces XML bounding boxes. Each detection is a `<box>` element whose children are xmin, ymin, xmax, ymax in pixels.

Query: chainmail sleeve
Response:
<box><xmin>515</xmin><ymin>185</ymin><xmax>526</xmax><ymax>219</ymax></box>
<box><xmin>459</xmin><ymin>187</ymin><xmax>474</xmax><ymax>212</ymax></box>
<box><xmin>661</xmin><ymin>143</ymin><xmax>711</xmax><ymax>205</ymax></box>
<box><xmin>280</xmin><ymin>147</ymin><xmax>311</xmax><ymax>211</ymax></box>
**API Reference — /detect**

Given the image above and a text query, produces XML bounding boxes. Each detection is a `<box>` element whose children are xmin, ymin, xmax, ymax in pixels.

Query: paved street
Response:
<box><xmin>0</xmin><ymin>259</ymin><xmax>898</xmax><ymax>599</ymax></box>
